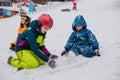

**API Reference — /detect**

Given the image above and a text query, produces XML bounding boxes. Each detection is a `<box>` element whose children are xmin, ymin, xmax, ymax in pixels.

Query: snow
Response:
<box><xmin>0</xmin><ymin>0</ymin><xmax>120</xmax><ymax>80</ymax></box>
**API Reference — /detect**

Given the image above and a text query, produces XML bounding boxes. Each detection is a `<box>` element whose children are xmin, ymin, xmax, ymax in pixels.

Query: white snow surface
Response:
<box><xmin>0</xmin><ymin>0</ymin><xmax>120</xmax><ymax>80</ymax></box>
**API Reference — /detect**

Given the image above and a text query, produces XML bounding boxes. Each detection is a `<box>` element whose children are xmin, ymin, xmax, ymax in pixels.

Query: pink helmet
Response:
<box><xmin>38</xmin><ymin>14</ymin><xmax>53</xmax><ymax>28</ymax></box>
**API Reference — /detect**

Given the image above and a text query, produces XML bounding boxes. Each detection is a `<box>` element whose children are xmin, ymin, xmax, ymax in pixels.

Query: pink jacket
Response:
<box><xmin>72</xmin><ymin>0</ymin><xmax>77</xmax><ymax>3</ymax></box>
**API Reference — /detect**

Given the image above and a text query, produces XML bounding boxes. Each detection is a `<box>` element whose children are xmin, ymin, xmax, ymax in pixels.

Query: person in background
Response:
<box><xmin>9</xmin><ymin>12</ymin><xmax>31</xmax><ymax>51</ymax></box>
<box><xmin>8</xmin><ymin>14</ymin><xmax>58</xmax><ymax>69</ymax></box>
<box><xmin>18</xmin><ymin>13</ymin><xmax>31</xmax><ymax>35</ymax></box>
<box><xmin>29</xmin><ymin>3</ymin><xmax>35</xmax><ymax>13</ymax></box>
<box><xmin>61</xmin><ymin>15</ymin><xmax>100</xmax><ymax>57</ymax></box>
<box><xmin>72</xmin><ymin>0</ymin><xmax>77</xmax><ymax>11</ymax></box>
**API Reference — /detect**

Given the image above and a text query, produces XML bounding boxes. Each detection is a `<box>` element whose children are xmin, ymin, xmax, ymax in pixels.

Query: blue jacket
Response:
<box><xmin>29</xmin><ymin>4</ymin><xmax>34</xmax><ymax>13</ymax></box>
<box><xmin>15</xmin><ymin>20</ymin><xmax>49</xmax><ymax>62</ymax></box>
<box><xmin>65</xmin><ymin>15</ymin><xmax>99</xmax><ymax>57</ymax></box>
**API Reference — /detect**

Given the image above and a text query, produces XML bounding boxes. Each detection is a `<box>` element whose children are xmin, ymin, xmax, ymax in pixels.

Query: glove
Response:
<box><xmin>49</xmin><ymin>54</ymin><xmax>58</xmax><ymax>59</ymax></box>
<box><xmin>61</xmin><ymin>50</ymin><xmax>68</xmax><ymax>56</ymax></box>
<box><xmin>95</xmin><ymin>49</ymin><xmax>100</xmax><ymax>56</ymax></box>
<box><xmin>48</xmin><ymin>59</ymin><xmax>56</xmax><ymax>69</ymax></box>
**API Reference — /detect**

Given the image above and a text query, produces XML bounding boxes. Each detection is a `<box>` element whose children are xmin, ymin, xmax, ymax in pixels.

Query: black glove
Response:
<box><xmin>95</xmin><ymin>49</ymin><xmax>100</xmax><ymax>56</ymax></box>
<box><xmin>61</xmin><ymin>50</ymin><xmax>68</xmax><ymax>56</ymax></box>
<box><xmin>48</xmin><ymin>59</ymin><xmax>56</xmax><ymax>69</ymax></box>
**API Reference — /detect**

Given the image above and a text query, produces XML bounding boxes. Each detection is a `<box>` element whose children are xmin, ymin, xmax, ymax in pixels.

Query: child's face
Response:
<box><xmin>21</xmin><ymin>13</ymin><xmax>26</xmax><ymax>16</ymax></box>
<box><xmin>75</xmin><ymin>26</ymin><xmax>83</xmax><ymax>31</ymax></box>
<box><xmin>21</xmin><ymin>17</ymin><xmax>27</xmax><ymax>24</ymax></box>
<box><xmin>21</xmin><ymin>19</ymin><xmax>26</xmax><ymax>24</ymax></box>
<box><xmin>41</xmin><ymin>25</ymin><xmax>50</xmax><ymax>33</ymax></box>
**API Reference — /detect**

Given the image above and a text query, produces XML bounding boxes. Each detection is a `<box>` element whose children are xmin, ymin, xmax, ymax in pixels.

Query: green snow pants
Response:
<box><xmin>11</xmin><ymin>50</ymin><xmax>45</xmax><ymax>69</ymax></box>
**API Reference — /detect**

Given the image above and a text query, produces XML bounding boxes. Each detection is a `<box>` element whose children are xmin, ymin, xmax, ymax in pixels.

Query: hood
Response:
<box><xmin>29</xmin><ymin>20</ymin><xmax>36</xmax><ymax>29</ymax></box>
<box><xmin>29</xmin><ymin>20</ymin><xmax>41</xmax><ymax>30</ymax></box>
<box><xmin>29</xmin><ymin>20</ymin><xmax>46</xmax><ymax>35</ymax></box>
<box><xmin>72</xmin><ymin>15</ymin><xmax>87</xmax><ymax>31</ymax></box>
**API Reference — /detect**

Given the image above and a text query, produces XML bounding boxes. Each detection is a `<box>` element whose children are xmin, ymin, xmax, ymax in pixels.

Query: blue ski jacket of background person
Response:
<box><xmin>64</xmin><ymin>15</ymin><xmax>99</xmax><ymax>57</ymax></box>
<box><xmin>29</xmin><ymin>4</ymin><xmax>34</xmax><ymax>13</ymax></box>
<box><xmin>15</xmin><ymin>20</ymin><xmax>49</xmax><ymax>62</ymax></box>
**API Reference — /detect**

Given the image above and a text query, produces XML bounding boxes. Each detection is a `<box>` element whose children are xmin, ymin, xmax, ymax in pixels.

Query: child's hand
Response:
<box><xmin>48</xmin><ymin>59</ymin><xmax>56</xmax><ymax>69</ymax></box>
<box><xmin>95</xmin><ymin>49</ymin><xmax>100</xmax><ymax>56</ymax></box>
<box><xmin>61</xmin><ymin>50</ymin><xmax>68</xmax><ymax>56</ymax></box>
<box><xmin>49</xmin><ymin>54</ymin><xmax>58</xmax><ymax>59</ymax></box>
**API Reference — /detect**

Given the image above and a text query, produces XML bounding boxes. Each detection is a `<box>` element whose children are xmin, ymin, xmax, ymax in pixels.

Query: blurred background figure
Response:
<box><xmin>29</xmin><ymin>3</ymin><xmax>35</xmax><ymax>13</ymax></box>
<box><xmin>72</xmin><ymin>0</ymin><xmax>77</xmax><ymax>11</ymax></box>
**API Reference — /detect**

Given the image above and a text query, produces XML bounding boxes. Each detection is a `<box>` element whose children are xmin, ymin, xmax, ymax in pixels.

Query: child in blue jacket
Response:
<box><xmin>61</xmin><ymin>15</ymin><xmax>100</xmax><ymax>57</ymax></box>
<box><xmin>7</xmin><ymin>14</ymin><xmax>58</xmax><ymax>69</ymax></box>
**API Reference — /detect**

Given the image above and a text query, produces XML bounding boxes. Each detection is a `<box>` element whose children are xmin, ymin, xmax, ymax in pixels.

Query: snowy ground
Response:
<box><xmin>0</xmin><ymin>0</ymin><xmax>120</xmax><ymax>80</ymax></box>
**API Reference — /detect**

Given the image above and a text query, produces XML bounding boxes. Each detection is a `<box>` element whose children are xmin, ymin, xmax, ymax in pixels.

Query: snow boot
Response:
<box><xmin>7</xmin><ymin>56</ymin><xmax>13</xmax><ymax>64</ymax></box>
